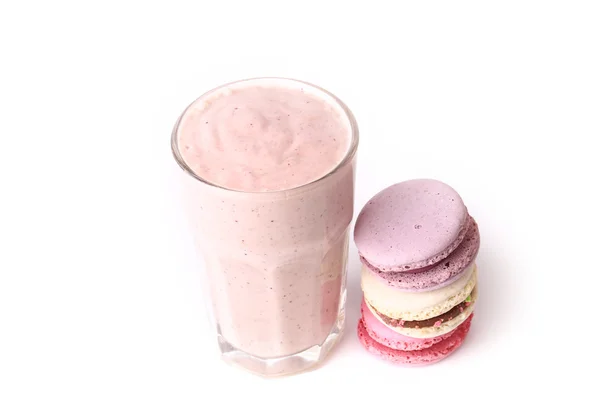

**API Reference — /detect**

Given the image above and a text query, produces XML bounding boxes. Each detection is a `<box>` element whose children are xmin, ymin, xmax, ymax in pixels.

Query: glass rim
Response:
<box><xmin>170</xmin><ymin>76</ymin><xmax>359</xmax><ymax>195</ymax></box>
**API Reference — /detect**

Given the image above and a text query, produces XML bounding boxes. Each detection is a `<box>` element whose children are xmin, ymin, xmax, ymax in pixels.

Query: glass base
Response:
<box><xmin>216</xmin><ymin>309</ymin><xmax>345</xmax><ymax>377</ymax></box>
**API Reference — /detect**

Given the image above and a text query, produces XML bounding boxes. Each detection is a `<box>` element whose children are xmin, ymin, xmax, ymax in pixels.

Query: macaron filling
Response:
<box><xmin>360</xmin><ymin>298</ymin><xmax>458</xmax><ymax>351</ymax></box>
<box><xmin>365</xmin><ymin>288</ymin><xmax>478</xmax><ymax>339</ymax></box>
<box><xmin>368</xmin><ymin>288</ymin><xmax>476</xmax><ymax>329</ymax></box>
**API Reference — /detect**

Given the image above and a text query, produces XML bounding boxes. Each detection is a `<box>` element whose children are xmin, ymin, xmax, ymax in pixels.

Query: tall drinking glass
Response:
<box><xmin>171</xmin><ymin>77</ymin><xmax>359</xmax><ymax>376</ymax></box>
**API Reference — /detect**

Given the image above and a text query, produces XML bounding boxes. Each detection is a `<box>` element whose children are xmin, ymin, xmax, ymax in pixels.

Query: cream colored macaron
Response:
<box><xmin>361</xmin><ymin>263</ymin><xmax>477</xmax><ymax>321</ymax></box>
<box><xmin>365</xmin><ymin>285</ymin><xmax>478</xmax><ymax>339</ymax></box>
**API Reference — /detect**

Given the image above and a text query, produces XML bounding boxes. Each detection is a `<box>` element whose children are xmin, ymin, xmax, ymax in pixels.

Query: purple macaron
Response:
<box><xmin>354</xmin><ymin>179</ymin><xmax>480</xmax><ymax>291</ymax></box>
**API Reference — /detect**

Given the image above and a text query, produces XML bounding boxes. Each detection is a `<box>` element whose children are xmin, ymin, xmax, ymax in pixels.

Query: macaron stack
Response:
<box><xmin>354</xmin><ymin>179</ymin><xmax>480</xmax><ymax>365</ymax></box>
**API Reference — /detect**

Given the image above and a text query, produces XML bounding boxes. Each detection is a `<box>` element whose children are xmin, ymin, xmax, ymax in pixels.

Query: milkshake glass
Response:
<box><xmin>171</xmin><ymin>77</ymin><xmax>358</xmax><ymax>376</ymax></box>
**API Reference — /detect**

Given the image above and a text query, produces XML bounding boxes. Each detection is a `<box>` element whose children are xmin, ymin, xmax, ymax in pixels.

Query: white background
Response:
<box><xmin>1</xmin><ymin>1</ymin><xmax>598</xmax><ymax>398</ymax></box>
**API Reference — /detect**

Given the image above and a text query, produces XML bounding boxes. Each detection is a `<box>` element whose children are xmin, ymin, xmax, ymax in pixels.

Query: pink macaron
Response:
<box><xmin>358</xmin><ymin>311</ymin><xmax>473</xmax><ymax>366</ymax></box>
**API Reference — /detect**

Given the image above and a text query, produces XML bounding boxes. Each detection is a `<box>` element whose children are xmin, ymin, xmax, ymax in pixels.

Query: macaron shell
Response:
<box><xmin>361</xmin><ymin>263</ymin><xmax>477</xmax><ymax>321</ymax></box>
<box><xmin>366</xmin><ymin>285</ymin><xmax>478</xmax><ymax>339</ymax></box>
<box><xmin>366</xmin><ymin>216</ymin><xmax>480</xmax><ymax>292</ymax></box>
<box><xmin>357</xmin><ymin>313</ymin><xmax>474</xmax><ymax>366</ymax></box>
<box><xmin>360</xmin><ymin>298</ymin><xmax>457</xmax><ymax>351</ymax></box>
<box><xmin>354</xmin><ymin>179</ymin><xmax>468</xmax><ymax>272</ymax></box>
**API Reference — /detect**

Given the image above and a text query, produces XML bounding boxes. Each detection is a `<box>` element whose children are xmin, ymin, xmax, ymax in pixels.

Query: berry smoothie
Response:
<box><xmin>171</xmin><ymin>78</ymin><xmax>358</xmax><ymax>376</ymax></box>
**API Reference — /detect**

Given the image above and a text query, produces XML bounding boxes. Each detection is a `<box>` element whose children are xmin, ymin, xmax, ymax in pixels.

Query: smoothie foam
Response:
<box><xmin>177</xmin><ymin>81</ymin><xmax>352</xmax><ymax>192</ymax></box>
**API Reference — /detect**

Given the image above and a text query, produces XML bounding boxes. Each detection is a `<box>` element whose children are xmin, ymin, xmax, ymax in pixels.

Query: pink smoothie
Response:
<box><xmin>173</xmin><ymin>78</ymin><xmax>357</xmax><ymax>363</ymax></box>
